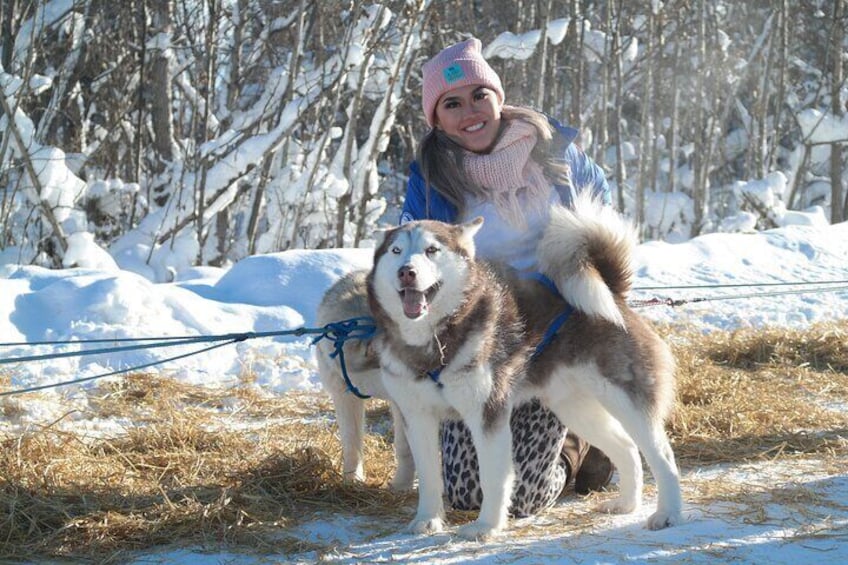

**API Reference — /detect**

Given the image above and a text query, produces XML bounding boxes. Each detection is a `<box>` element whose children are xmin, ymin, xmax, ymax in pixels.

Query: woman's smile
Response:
<box><xmin>434</xmin><ymin>84</ymin><xmax>502</xmax><ymax>153</ymax></box>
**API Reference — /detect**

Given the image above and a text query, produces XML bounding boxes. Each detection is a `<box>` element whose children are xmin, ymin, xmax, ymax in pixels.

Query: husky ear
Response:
<box><xmin>373</xmin><ymin>226</ymin><xmax>392</xmax><ymax>248</ymax></box>
<box><xmin>464</xmin><ymin>216</ymin><xmax>484</xmax><ymax>234</ymax></box>
<box><xmin>458</xmin><ymin>217</ymin><xmax>484</xmax><ymax>258</ymax></box>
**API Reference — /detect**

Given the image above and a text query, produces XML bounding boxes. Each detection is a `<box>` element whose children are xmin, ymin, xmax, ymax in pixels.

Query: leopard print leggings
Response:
<box><xmin>441</xmin><ymin>399</ymin><xmax>567</xmax><ymax>517</ymax></box>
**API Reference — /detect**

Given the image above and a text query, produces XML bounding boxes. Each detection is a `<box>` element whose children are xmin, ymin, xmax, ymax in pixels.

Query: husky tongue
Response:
<box><xmin>402</xmin><ymin>288</ymin><xmax>427</xmax><ymax>318</ymax></box>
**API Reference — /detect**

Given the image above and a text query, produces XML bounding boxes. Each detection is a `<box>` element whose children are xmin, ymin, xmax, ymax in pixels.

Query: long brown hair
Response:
<box><xmin>416</xmin><ymin>106</ymin><xmax>571</xmax><ymax>218</ymax></box>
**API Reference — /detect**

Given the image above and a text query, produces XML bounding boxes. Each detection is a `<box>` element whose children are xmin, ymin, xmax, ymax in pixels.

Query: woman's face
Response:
<box><xmin>433</xmin><ymin>84</ymin><xmax>502</xmax><ymax>153</ymax></box>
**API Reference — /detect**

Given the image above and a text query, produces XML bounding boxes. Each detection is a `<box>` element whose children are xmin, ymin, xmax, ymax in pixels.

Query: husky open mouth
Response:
<box><xmin>400</xmin><ymin>282</ymin><xmax>441</xmax><ymax>319</ymax></box>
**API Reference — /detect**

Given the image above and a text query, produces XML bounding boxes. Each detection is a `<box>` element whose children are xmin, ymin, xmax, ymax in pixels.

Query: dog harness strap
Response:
<box><xmin>335</xmin><ymin>343</ymin><xmax>372</xmax><ymax>399</ymax></box>
<box><xmin>425</xmin><ymin>368</ymin><xmax>444</xmax><ymax>388</ymax></box>
<box><xmin>519</xmin><ymin>272</ymin><xmax>573</xmax><ymax>359</ymax></box>
<box><xmin>532</xmin><ymin>304</ymin><xmax>574</xmax><ymax>360</ymax></box>
<box><xmin>524</xmin><ymin>272</ymin><xmax>559</xmax><ymax>295</ymax></box>
<box><xmin>312</xmin><ymin>317</ymin><xmax>377</xmax><ymax>399</ymax></box>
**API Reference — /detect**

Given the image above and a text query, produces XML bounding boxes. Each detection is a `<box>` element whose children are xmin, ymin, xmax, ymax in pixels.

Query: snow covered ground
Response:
<box><xmin>2</xmin><ymin>220</ymin><xmax>848</xmax><ymax>563</ymax></box>
<box><xmin>134</xmin><ymin>458</ymin><xmax>848</xmax><ymax>564</ymax></box>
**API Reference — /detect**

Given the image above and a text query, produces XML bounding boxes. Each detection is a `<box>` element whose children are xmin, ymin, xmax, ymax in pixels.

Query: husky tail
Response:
<box><xmin>536</xmin><ymin>194</ymin><xmax>637</xmax><ymax>328</ymax></box>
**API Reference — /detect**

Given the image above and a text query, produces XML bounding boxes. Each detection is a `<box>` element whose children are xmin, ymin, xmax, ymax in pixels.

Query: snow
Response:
<box><xmin>797</xmin><ymin>108</ymin><xmax>848</xmax><ymax>144</ymax></box>
<box><xmin>2</xmin><ymin>16</ymin><xmax>848</xmax><ymax>565</ymax></box>
<box><xmin>2</xmin><ymin>219</ymin><xmax>848</xmax><ymax>563</ymax></box>
<box><xmin>484</xmin><ymin>30</ymin><xmax>543</xmax><ymax>60</ymax></box>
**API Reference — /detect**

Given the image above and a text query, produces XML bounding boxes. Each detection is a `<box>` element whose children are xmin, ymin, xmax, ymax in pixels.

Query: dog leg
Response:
<box><xmin>455</xmin><ymin>414</ymin><xmax>514</xmax><ymax>540</ymax></box>
<box><xmin>401</xmin><ymin>410</ymin><xmax>446</xmax><ymax>534</ymax></box>
<box><xmin>389</xmin><ymin>401</ymin><xmax>415</xmax><ymax>490</ymax></box>
<box><xmin>618</xmin><ymin>420</ymin><xmax>684</xmax><ymax>530</ymax></box>
<box><xmin>545</xmin><ymin>397</ymin><xmax>643</xmax><ymax>514</ymax></box>
<box><xmin>332</xmin><ymin>389</ymin><xmax>367</xmax><ymax>483</ymax></box>
<box><xmin>380</xmin><ymin>364</ymin><xmax>445</xmax><ymax>534</ymax></box>
<box><xmin>555</xmin><ymin>392</ymin><xmax>683</xmax><ymax>529</ymax></box>
<box><xmin>318</xmin><ymin>351</ymin><xmax>368</xmax><ymax>482</ymax></box>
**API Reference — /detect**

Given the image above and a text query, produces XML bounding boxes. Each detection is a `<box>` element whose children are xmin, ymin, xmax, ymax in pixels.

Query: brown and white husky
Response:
<box><xmin>323</xmin><ymin>196</ymin><xmax>683</xmax><ymax>539</ymax></box>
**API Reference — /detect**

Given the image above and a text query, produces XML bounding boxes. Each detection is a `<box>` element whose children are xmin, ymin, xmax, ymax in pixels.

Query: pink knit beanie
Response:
<box><xmin>421</xmin><ymin>38</ymin><xmax>505</xmax><ymax>127</ymax></box>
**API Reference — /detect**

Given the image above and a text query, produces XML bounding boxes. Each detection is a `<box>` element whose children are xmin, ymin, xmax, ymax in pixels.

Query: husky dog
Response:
<box><xmin>315</xmin><ymin>270</ymin><xmax>415</xmax><ymax>489</ymax></box>
<box><xmin>366</xmin><ymin>196</ymin><xmax>683</xmax><ymax>539</ymax></box>
<box><xmin>367</xmin><ymin>217</ymin><xmax>527</xmax><ymax>539</ymax></box>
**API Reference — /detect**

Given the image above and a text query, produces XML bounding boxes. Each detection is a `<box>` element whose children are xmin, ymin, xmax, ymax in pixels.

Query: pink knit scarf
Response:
<box><xmin>463</xmin><ymin>117</ymin><xmax>551</xmax><ymax>227</ymax></box>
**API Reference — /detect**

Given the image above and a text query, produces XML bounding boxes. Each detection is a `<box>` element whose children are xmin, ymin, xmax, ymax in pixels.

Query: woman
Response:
<box><xmin>401</xmin><ymin>37</ymin><xmax>614</xmax><ymax>517</ymax></box>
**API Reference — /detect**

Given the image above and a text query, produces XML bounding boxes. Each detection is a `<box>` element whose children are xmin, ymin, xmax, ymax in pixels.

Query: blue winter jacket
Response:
<box><xmin>400</xmin><ymin>118</ymin><xmax>611</xmax><ymax>225</ymax></box>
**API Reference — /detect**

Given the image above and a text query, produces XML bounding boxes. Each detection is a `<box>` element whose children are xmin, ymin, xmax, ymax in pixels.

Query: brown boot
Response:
<box><xmin>560</xmin><ymin>432</ymin><xmax>590</xmax><ymax>489</ymax></box>
<box><xmin>574</xmin><ymin>445</ymin><xmax>614</xmax><ymax>495</ymax></box>
<box><xmin>560</xmin><ymin>433</ymin><xmax>614</xmax><ymax>495</ymax></box>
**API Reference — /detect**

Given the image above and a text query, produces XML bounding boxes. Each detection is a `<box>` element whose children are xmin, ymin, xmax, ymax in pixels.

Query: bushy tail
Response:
<box><xmin>536</xmin><ymin>194</ymin><xmax>637</xmax><ymax>328</ymax></box>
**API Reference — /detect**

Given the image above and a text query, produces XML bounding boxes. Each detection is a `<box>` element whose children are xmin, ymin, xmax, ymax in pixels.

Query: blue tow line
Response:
<box><xmin>0</xmin><ymin>323</ymin><xmax>378</xmax><ymax>398</ymax></box>
<box><xmin>311</xmin><ymin>317</ymin><xmax>378</xmax><ymax>399</ymax></box>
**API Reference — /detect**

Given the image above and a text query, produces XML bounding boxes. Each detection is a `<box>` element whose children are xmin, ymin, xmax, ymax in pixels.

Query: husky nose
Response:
<box><xmin>398</xmin><ymin>265</ymin><xmax>416</xmax><ymax>286</ymax></box>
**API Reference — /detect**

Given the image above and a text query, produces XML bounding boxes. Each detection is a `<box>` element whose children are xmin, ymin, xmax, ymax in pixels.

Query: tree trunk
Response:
<box><xmin>149</xmin><ymin>0</ymin><xmax>176</xmax><ymax>206</ymax></box>
<box><xmin>691</xmin><ymin>0</ymin><xmax>708</xmax><ymax>236</ymax></box>
<box><xmin>535</xmin><ymin>0</ymin><xmax>552</xmax><ymax>110</ymax></box>
<box><xmin>830</xmin><ymin>0</ymin><xmax>845</xmax><ymax>223</ymax></box>
<box><xmin>612</xmin><ymin>2</ymin><xmax>626</xmax><ymax>212</ymax></box>
<box><xmin>199</xmin><ymin>0</ymin><xmax>221</xmax><ymax>263</ymax></box>
<box><xmin>564</xmin><ymin>0</ymin><xmax>582</xmax><ymax>128</ymax></box>
<box><xmin>668</xmin><ymin>36</ymin><xmax>681</xmax><ymax>194</ymax></box>
<box><xmin>769</xmin><ymin>0</ymin><xmax>789</xmax><ymax>177</ymax></box>
<box><xmin>634</xmin><ymin>9</ymin><xmax>655</xmax><ymax>229</ymax></box>
<box><xmin>595</xmin><ymin>0</ymin><xmax>612</xmax><ymax>168</ymax></box>
<box><xmin>0</xmin><ymin>0</ymin><xmax>18</xmax><ymax>71</ymax></box>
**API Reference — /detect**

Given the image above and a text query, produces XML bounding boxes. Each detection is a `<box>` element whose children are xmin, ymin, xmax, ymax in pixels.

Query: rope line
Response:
<box><xmin>633</xmin><ymin>279</ymin><xmax>848</xmax><ymax>292</ymax></box>
<box><xmin>1</xmin><ymin>335</ymin><xmax>239</xmax><ymax>365</ymax></box>
<box><xmin>0</xmin><ymin>328</ymin><xmax>329</xmax><ymax>355</ymax></box>
<box><xmin>0</xmin><ymin>319</ymin><xmax>378</xmax><ymax>398</ymax></box>
<box><xmin>0</xmin><ymin>334</ymin><xmax>243</xmax><ymax>347</ymax></box>
<box><xmin>631</xmin><ymin>283</ymin><xmax>848</xmax><ymax>308</ymax></box>
<box><xmin>0</xmin><ymin>338</ymin><xmax>240</xmax><ymax>398</ymax></box>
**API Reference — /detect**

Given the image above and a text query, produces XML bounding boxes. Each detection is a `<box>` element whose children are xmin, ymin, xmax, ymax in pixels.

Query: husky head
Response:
<box><xmin>370</xmin><ymin>218</ymin><xmax>483</xmax><ymax>324</ymax></box>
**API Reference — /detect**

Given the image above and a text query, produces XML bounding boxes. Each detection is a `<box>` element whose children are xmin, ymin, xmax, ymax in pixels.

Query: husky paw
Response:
<box><xmin>342</xmin><ymin>470</ymin><xmax>366</xmax><ymax>484</ymax></box>
<box><xmin>646</xmin><ymin>509</ymin><xmax>683</xmax><ymax>530</ymax></box>
<box><xmin>389</xmin><ymin>477</ymin><xmax>415</xmax><ymax>491</ymax></box>
<box><xmin>406</xmin><ymin>516</ymin><xmax>445</xmax><ymax>535</ymax></box>
<box><xmin>456</xmin><ymin>520</ymin><xmax>500</xmax><ymax>541</ymax></box>
<box><xmin>596</xmin><ymin>496</ymin><xmax>639</xmax><ymax>515</ymax></box>
<box><xmin>389</xmin><ymin>470</ymin><xmax>415</xmax><ymax>491</ymax></box>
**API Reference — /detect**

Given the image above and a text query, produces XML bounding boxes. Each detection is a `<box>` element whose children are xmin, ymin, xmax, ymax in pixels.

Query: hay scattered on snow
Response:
<box><xmin>1</xmin><ymin>323</ymin><xmax>846</xmax><ymax>561</ymax></box>
<box><xmin>669</xmin><ymin>322</ymin><xmax>848</xmax><ymax>463</ymax></box>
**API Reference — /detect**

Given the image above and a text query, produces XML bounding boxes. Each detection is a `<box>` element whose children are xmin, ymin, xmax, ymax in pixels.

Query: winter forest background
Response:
<box><xmin>1</xmin><ymin>0</ymin><xmax>847</xmax><ymax>282</ymax></box>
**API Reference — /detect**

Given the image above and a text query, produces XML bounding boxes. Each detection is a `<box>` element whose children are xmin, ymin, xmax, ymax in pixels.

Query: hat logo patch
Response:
<box><xmin>443</xmin><ymin>63</ymin><xmax>465</xmax><ymax>84</ymax></box>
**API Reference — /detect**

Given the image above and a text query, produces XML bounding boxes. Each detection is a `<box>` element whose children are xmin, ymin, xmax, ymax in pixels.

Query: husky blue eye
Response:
<box><xmin>426</xmin><ymin>246</ymin><xmax>438</xmax><ymax>255</ymax></box>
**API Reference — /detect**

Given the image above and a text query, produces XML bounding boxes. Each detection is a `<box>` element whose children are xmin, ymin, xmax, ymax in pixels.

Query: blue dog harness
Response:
<box><xmin>523</xmin><ymin>272</ymin><xmax>574</xmax><ymax>360</ymax></box>
<box><xmin>312</xmin><ymin>316</ymin><xmax>377</xmax><ymax>399</ymax></box>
